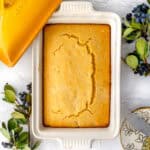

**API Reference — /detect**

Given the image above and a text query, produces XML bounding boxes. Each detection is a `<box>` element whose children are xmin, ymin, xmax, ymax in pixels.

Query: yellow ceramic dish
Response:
<box><xmin>0</xmin><ymin>0</ymin><xmax>61</xmax><ymax>66</ymax></box>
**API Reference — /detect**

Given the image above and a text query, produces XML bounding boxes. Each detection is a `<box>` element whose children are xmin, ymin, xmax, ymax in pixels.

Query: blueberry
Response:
<box><xmin>27</xmin><ymin>83</ymin><xmax>32</xmax><ymax>93</ymax></box>
<box><xmin>132</xmin><ymin>7</ymin><xmax>140</xmax><ymax>13</ymax></box>
<box><xmin>141</xmin><ymin>33</ymin><xmax>148</xmax><ymax>40</ymax></box>
<box><xmin>139</xmin><ymin>72</ymin><xmax>143</xmax><ymax>76</ymax></box>
<box><xmin>126</xmin><ymin>40</ymin><xmax>134</xmax><ymax>44</ymax></box>
<box><xmin>134</xmin><ymin>14</ymin><xmax>137</xmax><ymax>18</ymax></box>
<box><xmin>132</xmin><ymin>7</ymin><xmax>137</xmax><ymax>13</ymax></box>
<box><xmin>141</xmin><ymin>13</ymin><xmax>146</xmax><ymax>18</ymax></box>
<box><xmin>136</xmin><ymin>18</ymin><xmax>140</xmax><ymax>23</ymax></box>
<box><xmin>141</xmin><ymin>18</ymin><xmax>145</xmax><ymax>23</ymax></box>
<box><xmin>122</xmin><ymin>23</ymin><xmax>126</xmax><ymax>29</ymax></box>
<box><xmin>141</xmin><ymin>63</ymin><xmax>149</xmax><ymax>72</ymax></box>
<box><xmin>132</xmin><ymin>4</ymin><xmax>149</xmax><ymax>14</ymax></box>
<box><xmin>19</xmin><ymin>92</ymin><xmax>27</xmax><ymax>101</ymax></box>
<box><xmin>126</xmin><ymin>13</ymin><xmax>132</xmax><ymax>21</ymax></box>
<box><xmin>23</xmin><ymin>91</ymin><xmax>26</xmax><ymax>94</ymax></box>
<box><xmin>136</xmin><ymin>67</ymin><xmax>143</xmax><ymax>75</ymax></box>
<box><xmin>2</xmin><ymin>142</ymin><xmax>13</xmax><ymax>148</ymax></box>
<box><xmin>135</xmin><ymin>66</ymin><xmax>143</xmax><ymax>76</ymax></box>
<box><xmin>137</xmin><ymin>13</ymin><xmax>141</xmax><ymax>17</ymax></box>
<box><xmin>134</xmin><ymin>13</ymin><xmax>140</xmax><ymax>18</ymax></box>
<box><xmin>135</xmin><ymin>63</ymin><xmax>150</xmax><ymax>76</ymax></box>
<box><xmin>134</xmin><ymin>71</ymin><xmax>138</xmax><ymax>74</ymax></box>
<box><xmin>141</xmin><ymin>4</ymin><xmax>149</xmax><ymax>13</ymax></box>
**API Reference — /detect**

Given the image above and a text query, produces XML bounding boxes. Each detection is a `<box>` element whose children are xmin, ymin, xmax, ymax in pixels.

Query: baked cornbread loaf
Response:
<box><xmin>44</xmin><ymin>24</ymin><xmax>111</xmax><ymax>127</ymax></box>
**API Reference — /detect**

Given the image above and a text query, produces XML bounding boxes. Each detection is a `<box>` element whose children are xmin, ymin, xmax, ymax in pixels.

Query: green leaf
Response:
<box><xmin>16</xmin><ymin>144</ymin><xmax>31</xmax><ymax>150</ymax></box>
<box><xmin>123</xmin><ymin>27</ymin><xmax>136</xmax><ymax>38</ymax></box>
<box><xmin>4</xmin><ymin>84</ymin><xmax>16</xmax><ymax>94</ymax></box>
<box><xmin>0</xmin><ymin>128</ymin><xmax>10</xmax><ymax>140</ymax></box>
<box><xmin>16</xmin><ymin>143</ymin><xmax>28</xmax><ymax>149</ymax></box>
<box><xmin>2</xmin><ymin>122</ymin><xmax>7</xmax><ymax>129</ymax></box>
<box><xmin>19</xmin><ymin>132</ymin><xmax>29</xmax><ymax>143</ymax></box>
<box><xmin>8</xmin><ymin>118</ymin><xmax>18</xmax><ymax>131</ymax></box>
<box><xmin>23</xmin><ymin>145</ymin><xmax>31</xmax><ymax>150</ymax></box>
<box><xmin>10</xmin><ymin>130</ymin><xmax>15</xmax><ymax>143</ymax></box>
<box><xmin>31</xmin><ymin>141</ymin><xmax>41</xmax><ymax>150</ymax></box>
<box><xmin>14</xmin><ymin>127</ymin><xmax>23</xmax><ymax>134</ymax></box>
<box><xmin>136</xmin><ymin>38</ymin><xmax>149</xmax><ymax>60</ymax></box>
<box><xmin>135</xmin><ymin>31</ymin><xmax>142</xmax><ymax>39</ymax></box>
<box><xmin>16</xmin><ymin>132</ymin><xmax>29</xmax><ymax>148</ymax></box>
<box><xmin>17</xmin><ymin>118</ymin><xmax>28</xmax><ymax>125</ymax></box>
<box><xmin>4</xmin><ymin>89</ymin><xmax>16</xmax><ymax>103</ymax></box>
<box><xmin>124</xmin><ymin>20</ymin><xmax>131</xmax><ymax>27</ymax></box>
<box><xmin>125</xmin><ymin>31</ymin><xmax>141</xmax><ymax>41</ymax></box>
<box><xmin>147</xmin><ymin>0</ymin><xmax>150</xmax><ymax>4</ymax></box>
<box><xmin>126</xmin><ymin>55</ymin><xmax>139</xmax><ymax>69</ymax></box>
<box><xmin>26</xmin><ymin>94</ymin><xmax>31</xmax><ymax>104</ymax></box>
<box><xmin>11</xmin><ymin>112</ymin><xmax>25</xmax><ymax>120</ymax></box>
<box><xmin>131</xmin><ymin>19</ymin><xmax>142</xmax><ymax>29</ymax></box>
<box><xmin>15</xmin><ymin>107</ymin><xmax>25</xmax><ymax>114</ymax></box>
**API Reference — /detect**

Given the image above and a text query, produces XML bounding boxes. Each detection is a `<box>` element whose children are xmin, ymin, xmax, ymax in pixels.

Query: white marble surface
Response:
<box><xmin>0</xmin><ymin>0</ymin><xmax>149</xmax><ymax>149</ymax></box>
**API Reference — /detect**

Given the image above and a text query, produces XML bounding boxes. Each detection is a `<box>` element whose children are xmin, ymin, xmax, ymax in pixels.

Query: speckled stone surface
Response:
<box><xmin>0</xmin><ymin>0</ymin><xmax>149</xmax><ymax>149</ymax></box>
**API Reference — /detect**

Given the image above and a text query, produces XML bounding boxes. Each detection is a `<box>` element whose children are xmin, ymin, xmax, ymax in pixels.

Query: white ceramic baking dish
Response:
<box><xmin>32</xmin><ymin>1</ymin><xmax>121</xmax><ymax>148</ymax></box>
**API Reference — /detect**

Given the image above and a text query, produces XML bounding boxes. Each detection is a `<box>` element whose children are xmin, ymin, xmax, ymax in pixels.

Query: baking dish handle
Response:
<box><xmin>59</xmin><ymin>138</ymin><xmax>101</xmax><ymax>149</ymax></box>
<box><xmin>55</xmin><ymin>1</ymin><xmax>94</xmax><ymax>14</ymax></box>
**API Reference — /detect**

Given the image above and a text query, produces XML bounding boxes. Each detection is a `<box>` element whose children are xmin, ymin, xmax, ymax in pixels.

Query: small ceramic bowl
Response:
<box><xmin>120</xmin><ymin>107</ymin><xmax>150</xmax><ymax>150</ymax></box>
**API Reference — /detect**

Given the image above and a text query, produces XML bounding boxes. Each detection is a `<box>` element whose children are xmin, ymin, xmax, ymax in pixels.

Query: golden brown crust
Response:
<box><xmin>44</xmin><ymin>24</ymin><xmax>111</xmax><ymax>127</ymax></box>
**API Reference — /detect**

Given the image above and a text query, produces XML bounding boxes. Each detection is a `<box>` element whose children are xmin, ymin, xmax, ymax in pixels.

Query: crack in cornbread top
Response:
<box><xmin>49</xmin><ymin>33</ymin><xmax>96</xmax><ymax>119</ymax></box>
<box><xmin>47</xmin><ymin>34</ymin><xmax>94</xmax><ymax>119</ymax></box>
<box><xmin>61</xmin><ymin>33</ymin><xmax>96</xmax><ymax>106</ymax></box>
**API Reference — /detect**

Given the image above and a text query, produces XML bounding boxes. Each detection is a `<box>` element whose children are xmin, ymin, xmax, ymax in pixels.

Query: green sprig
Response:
<box><xmin>122</xmin><ymin>2</ymin><xmax>150</xmax><ymax>76</ymax></box>
<box><xmin>0</xmin><ymin>83</ymin><xmax>40</xmax><ymax>150</ymax></box>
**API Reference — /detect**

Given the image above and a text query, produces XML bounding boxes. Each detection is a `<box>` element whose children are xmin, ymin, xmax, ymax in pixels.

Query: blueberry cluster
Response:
<box><xmin>19</xmin><ymin>91</ymin><xmax>27</xmax><ymax>102</ymax></box>
<box><xmin>27</xmin><ymin>83</ymin><xmax>32</xmax><ymax>93</ymax></box>
<box><xmin>2</xmin><ymin>142</ymin><xmax>13</xmax><ymax>149</ymax></box>
<box><xmin>19</xmin><ymin>83</ymin><xmax>31</xmax><ymax>102</ymax></box>
<box><xmin>132</xmin><ymin>3</ymin><xmax>150</xmax><ymax>23</ymax></box>
<box><xmin>18</xmin><ymin>84</ymin><xmax>32</xmax><ymax>109</ymax></box>
<box><xmin>133</xmin><ymin>3</ymin><xmax>149</xmax><ymax>13</ymax></box>
<box><xmin>123</xmin><ymin>2</ymin><xmax>150</xmax><ymax>76</ymax></box>
<box><xmin>134</xmin><ymin>63</ymin><xmax>150</xmax><ymax>76</ymax></box>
